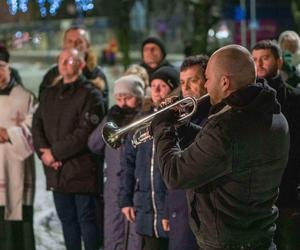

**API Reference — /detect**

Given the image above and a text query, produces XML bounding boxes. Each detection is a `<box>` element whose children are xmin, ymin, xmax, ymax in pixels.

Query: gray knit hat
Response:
<box><xmin>114</xmin><ymin>74</ymin><xmax>145</xmax><ymax>98</ymax></box>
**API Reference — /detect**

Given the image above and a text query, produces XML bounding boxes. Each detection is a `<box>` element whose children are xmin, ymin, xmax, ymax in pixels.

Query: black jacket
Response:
<box><xmin>38</xmin><ymin>64</ymin><xmax>109</xmax><ymax>113</ymax></box>
<box><xmin>153</xmin><ymin>83</ymin><xmax>289</xmax><ymax>248</ymax></box>
<box><xmin>260</xmin><ymin>75</ymin><xmax>300</xmax><ymax>207</ymax></box>
<box><xmin>140</xmin><ymin>59</ymin><xmax>173</xmax><ymax>77</ymax></box>
<box><xmin>33</xmin><ymin>76</ymin><xmax>104</xmax><ymax>193</ymax></box>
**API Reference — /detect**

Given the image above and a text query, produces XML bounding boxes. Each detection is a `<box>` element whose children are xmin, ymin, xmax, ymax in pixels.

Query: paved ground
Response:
<box><xmin>11</xmin><ymin>61</ymin><xmax>123</xmax><ymax>250</ymax></box>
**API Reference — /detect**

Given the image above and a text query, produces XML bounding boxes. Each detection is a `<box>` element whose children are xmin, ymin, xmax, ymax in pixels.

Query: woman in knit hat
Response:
<box><xmin>119</xmin><ymin>66</ymin><xmax>179</xmax><ymax>250</ymax></box>
<box><xmin>88</xmin><ymin>74</ymin><xmax>145</xmax><ymax>250</ymax></box>
<box><xmin>125</xmin><ymin>64</ymin><xmax>150</xmax><ymax>97</ymax></box>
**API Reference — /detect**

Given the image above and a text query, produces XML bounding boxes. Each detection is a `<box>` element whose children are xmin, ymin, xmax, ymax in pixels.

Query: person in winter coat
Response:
<box><xmin>251</xmin><ymin>39</ymin><xmax>300</xmax><ymax>250</ymax></box>
<box><xmin>38</xmin><ymin>26</ymin><xmax>109</xmax><ymax>112</ymax></box>
<box><xmin>150</xmin><ymin>44</ymin><xmax>290</xmax><ymax>249</ymax></box>
<box><xmin>140</xmin><ymin>37</ymin><xmax>173</xmax><ymax>77</ymax></box>
<box><xmin>33</xmin><ymin>48</ymin><xmax>104</xmax><ymax>250</ymax></box>
<box><xmin>278</xmin><ymin>30</ymin><xmax>300</xmax><ymax>87</ymax></box>
<box><xmin>88</xmin><ymin>74</ymin><xmax>145</xmax><ymax>250</ymax></box>
<box><xmin>119</xmin><ymin>66</ymin><xmax>180</xmax><ymax>250</ymax></box>
<box><xmin>0</xmin><ymin>44</ymin><xmax>37</xmax><ymax>250</ymax></box>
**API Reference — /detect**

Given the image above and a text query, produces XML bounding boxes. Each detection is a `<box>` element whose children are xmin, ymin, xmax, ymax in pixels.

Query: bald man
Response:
<box><xmin>33</xmin><ymin>48</ymin><xmax>104</xmax><ymax>250</ymax></box>
<box><xmin>39</xmin><ymin>26</ymin><xmax>109</xmax><ymax>112</ymax></box>
<box><xmin>150</xmin><ymin>45</ymin><xmax>290</xmax><ymax>249</ymax></box>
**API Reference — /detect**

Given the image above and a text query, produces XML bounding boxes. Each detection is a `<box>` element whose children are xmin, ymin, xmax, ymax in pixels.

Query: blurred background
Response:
<box><xmin>1</xmin><ymin>0</ymin><xmax>299</xmax><ymax>67</ymax></box>
<box><xmin>1</xmin><ymin>1</ymin><xmax>299</xmax><ymax>249</ymax></box>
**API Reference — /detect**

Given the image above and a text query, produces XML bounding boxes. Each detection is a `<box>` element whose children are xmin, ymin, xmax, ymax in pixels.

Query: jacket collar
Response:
<box><xmin>0</xmin><ymin>77</ymin><xmax>17</xmax><ymax>95</ymax></box>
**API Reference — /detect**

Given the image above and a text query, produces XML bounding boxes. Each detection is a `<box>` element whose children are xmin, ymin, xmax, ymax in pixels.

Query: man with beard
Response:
<box><xmin>150</xmin><ymin>44</ymin><xmax>289</xmax><ymax>249</ymax></box>
<box><xmin>252</xmin><ymin>40</ymin><xmax>300</xmax><ymax>250</ymax></box>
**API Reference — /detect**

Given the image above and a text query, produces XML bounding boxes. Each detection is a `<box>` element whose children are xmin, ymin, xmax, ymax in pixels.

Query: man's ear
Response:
<box><xmin>221</xmin><ymin>75</ymin><xmax>230</xmax><ymax>91</ymax></box>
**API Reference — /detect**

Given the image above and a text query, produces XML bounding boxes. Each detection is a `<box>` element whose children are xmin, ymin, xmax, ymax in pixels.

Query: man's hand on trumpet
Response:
<box><xmin>149</xmin><ymin>108</ymin><xmax>178</xmax><ymax>136</ymax></box>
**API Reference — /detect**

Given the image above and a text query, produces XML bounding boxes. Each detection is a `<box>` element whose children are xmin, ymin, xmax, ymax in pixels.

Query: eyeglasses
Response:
<box><xmin>59</xmin><ymin>57</ymin><xmax>75</xmax><ymax>66</ymax></box>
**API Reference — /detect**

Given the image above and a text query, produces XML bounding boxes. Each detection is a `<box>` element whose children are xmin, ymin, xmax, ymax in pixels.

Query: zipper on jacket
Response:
<box><xmin>151</xmin><ymin>140</ymin><xmax>159</xmax><ymax>238</ymax></box>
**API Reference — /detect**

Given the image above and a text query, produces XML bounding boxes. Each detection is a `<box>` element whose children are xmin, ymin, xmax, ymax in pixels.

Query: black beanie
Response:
<box><xmin>0</xmin><ymin>44</ymin><xmax>9</xmax><ymax>63</ymax></box>
<box><xmin>150</xmin><ymin>66</ymin><xmax>179</xmax><ymax>91</ymax></box>
<box><xmin>142</xmin><ymin>37</ymin><xmax>166</xmax><ymax>59</ymax></box>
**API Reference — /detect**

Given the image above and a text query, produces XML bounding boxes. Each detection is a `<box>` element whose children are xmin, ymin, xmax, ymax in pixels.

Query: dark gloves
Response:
<box><xmin>107</xmin><ymin>105</ymin><xmax>138</xmax><ymax>127</ymax></box>
<box><xmin>149</xmin><ymin>108</ymin><xmax>177</xmax><ymax>136</ymax></box>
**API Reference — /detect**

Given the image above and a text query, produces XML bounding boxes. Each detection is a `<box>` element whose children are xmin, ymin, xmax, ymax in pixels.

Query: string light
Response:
<box><xmin>48</xmin><ymin>0</ymin><xmax>63</xmax><ymax>16</ymax></box>
<box><xmin>37</xmin><ymin>0</ymin><xmax>47</xmax><ymax>17</ymax></box>
<box><xmin>75</xmin><ymin>0</ymin><xmax>94</xmax><ymax>12</ymax></box>
<box><xmin>7</xmin><ymin>0</ymin><xmax>18</xmax><ymax>15</ymax></box>
<box><xmin>19</xmin><ymin>0</ymin><xmax>28</xmax><ymax>13</ymax></box>
<box><xmin>6</xmin><ymin>0</ymin><xmax>94</xmax><ymax>16</ymax></box>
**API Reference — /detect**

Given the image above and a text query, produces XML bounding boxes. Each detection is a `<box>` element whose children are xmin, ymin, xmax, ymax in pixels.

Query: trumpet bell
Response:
<box><xmin>102</xmin><ymin>122</ymin><xmax>122</xmax><ymax>149</ymax></box>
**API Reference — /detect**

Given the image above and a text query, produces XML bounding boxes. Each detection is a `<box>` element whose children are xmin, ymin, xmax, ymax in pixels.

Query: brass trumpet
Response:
<box><xmin>102</xmin><ymin>94</ymin><xmax>209</xmax><ymax>149</ymax></box>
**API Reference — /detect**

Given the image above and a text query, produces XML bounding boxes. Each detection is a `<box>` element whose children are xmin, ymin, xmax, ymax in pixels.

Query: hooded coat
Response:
<box><xmin>153</xmin><ymin>83</ymin><xmax>290</xmax><ymax>249</ymax></box>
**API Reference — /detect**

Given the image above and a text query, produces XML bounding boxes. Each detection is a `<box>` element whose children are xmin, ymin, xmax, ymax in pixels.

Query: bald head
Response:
<box><xmin>205</xmin><ymin>45</ymin><xmax>256</xmax><ymax>105</ymax></box>
<box><xmin>211</xmin><ymin>45</ymin><xmax>256</xmax><ymax>89</ymax></box>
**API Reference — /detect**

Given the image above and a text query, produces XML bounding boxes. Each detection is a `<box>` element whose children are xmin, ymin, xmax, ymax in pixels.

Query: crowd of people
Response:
<box><xmin>0</xmin><ymin>26</ymin><xmax>300</xmax><ymax>250</ymax></box>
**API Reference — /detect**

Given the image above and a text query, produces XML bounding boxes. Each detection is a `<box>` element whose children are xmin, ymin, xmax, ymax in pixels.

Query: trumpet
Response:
<box><xmin>102</xmin><ymin>94</ymin><xmax>209</xmax><ymax>149</ymax></box>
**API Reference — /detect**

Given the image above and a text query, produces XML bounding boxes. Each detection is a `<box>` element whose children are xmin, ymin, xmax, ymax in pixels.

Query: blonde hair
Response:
<box><xmin>124</xmin><ymin>64</ymin><xmax>149</xmax><ymax>89</ymax></box>
<box><xmin>278</xmin><ymin>30</ymin><xmax>300</xmax><ymax>54</ymax></box>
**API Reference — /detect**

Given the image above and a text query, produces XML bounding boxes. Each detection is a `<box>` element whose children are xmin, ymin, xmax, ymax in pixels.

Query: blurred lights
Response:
<box><xmin>6</xmin><ymin>0</ymin><xmax>94</xmax><ymax>16</ymax></box>
<box><xmin>75</xmin><ymin>0</ymin><xmax>94</xmax><ymax>12</ymax></box>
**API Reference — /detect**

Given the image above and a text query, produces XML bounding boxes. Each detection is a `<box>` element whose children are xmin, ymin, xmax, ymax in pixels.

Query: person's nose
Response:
<box><xmin>153</xmin><ymin>85</ymin><xmax>160</xmax><ymax>93</ymax></box>
<box><xmin>183</xmin><ymin>81</ymin><xmax>190</xmax><ymax>91</ymax></box>
<box><xmin>119</xmin><ymin>99</ymin><xmax>126</xmax><ymax>108</ymax></box>
<box><xmin>257</xmin><ymin>58</ymin><xmax>263</xmax><ymax>67</ymax></box>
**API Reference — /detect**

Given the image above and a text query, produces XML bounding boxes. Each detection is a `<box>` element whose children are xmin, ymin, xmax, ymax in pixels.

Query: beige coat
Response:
<box><xmin>0</xmin><ymin>85</ymin><xmax>36</xmax><ymax>220</ymax></box>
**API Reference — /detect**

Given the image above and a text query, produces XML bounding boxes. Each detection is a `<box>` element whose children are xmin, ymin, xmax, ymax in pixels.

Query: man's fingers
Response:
<box><xmin>129</xmin><ymin>208</ymin><xmax>136</xmax><ymax>222</ymax></box>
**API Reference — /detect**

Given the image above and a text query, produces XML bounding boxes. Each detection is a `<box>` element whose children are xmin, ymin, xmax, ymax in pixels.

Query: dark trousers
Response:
<box><xmin>275</xmin><ymin>207</ymin><xmax>300</xmax><ymax>250</ymax></box>
<box><xmin>141</xmin><ymin>235</ymin><xmax>168</xmax><ymax>250</ymax></box>
<box><xmin>0</xmin><ymin>206</ymin><xmax>35</xmax><ymax>250</ymax></box>
<box><xmin>53</xmin><ymin>192</ymin><xmax>100</xmax><ymax>250</ymax></box>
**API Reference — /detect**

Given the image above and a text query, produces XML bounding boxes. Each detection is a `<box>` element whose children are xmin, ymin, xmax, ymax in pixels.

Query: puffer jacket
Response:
<box><xmin>119</xmin><ymin>104</ymin><xmax>168</xmax><ymax>239</ymax></box>
<box><xmin>153</xmin><ymin>83</ymin><xmax>290</xmax><ymax>249</ymax></box>
<box><xmin>33</xmin><ymin>76</ymin><xmax>104</xmax><ymax>193</ymax></box>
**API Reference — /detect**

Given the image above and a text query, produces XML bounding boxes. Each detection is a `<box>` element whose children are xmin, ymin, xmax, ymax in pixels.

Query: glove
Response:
<box><xmin>149</xmin><ymin>108</ymin><xmax>177</xmax><ymax>136</ymax></box>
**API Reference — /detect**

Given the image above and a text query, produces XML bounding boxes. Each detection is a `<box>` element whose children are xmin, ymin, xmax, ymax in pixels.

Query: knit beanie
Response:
<box><xmin>142</xmin><ymin>37</ymin><xmax>166</xmax><ymax>59</ymax></box>
<box><xmin>0</xmin><ymin>44</ymin><xmax>9</xmax><ymax>63</ymax></box>
<box><xmin>150</xmin><ymin>66</ymin><xmax>179</xmax><ymax>91</ymax></box>
<box><xmin>114</xmin><ymin>74</ymin><xmax>145</xmax><ymax>98</ymax></box>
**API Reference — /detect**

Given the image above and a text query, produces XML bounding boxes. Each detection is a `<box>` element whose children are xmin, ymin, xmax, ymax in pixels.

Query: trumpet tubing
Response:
<box><xmin>102</xmin><ymin>94</ymin><xmax>209</xmax><ymax>148</ymax></box>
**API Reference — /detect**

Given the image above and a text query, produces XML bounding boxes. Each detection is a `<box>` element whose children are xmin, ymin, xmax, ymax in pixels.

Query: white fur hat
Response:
<box><xmin>114</xmin><ymin>74</ymin><xmax>145</xmax><ymax>98</ymax></box>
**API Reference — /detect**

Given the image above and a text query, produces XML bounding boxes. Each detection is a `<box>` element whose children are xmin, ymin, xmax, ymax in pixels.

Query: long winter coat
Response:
<box><xmin>153</xmin><ymin>83</ymin><xmax>289</xmax><ymax>249</ymax></box>
<box><xmin>0</xmin><ymin>80</ymin><xmax>36</xmax><ymax>220</ymax></box>
<box><xmin>119</xmin><ymin>105</ymin><xmax>168</xmax><ymax>239</ymax></box>
<box><xmin>33</xmin><ymin>76</ymin><xmax>104</xmax><ymax>193</ymax></box>
<box><xmin>88</xmin><ymin>105</ymin><xmax>141</xmax><ymax>250</ymax></box>
<box><xmin>261</xmin><ymin>75</ymin><xmax>300</xmax><ymax>208</ymax></box>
